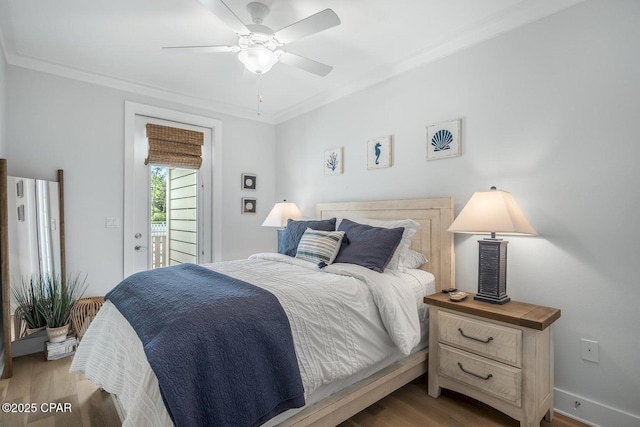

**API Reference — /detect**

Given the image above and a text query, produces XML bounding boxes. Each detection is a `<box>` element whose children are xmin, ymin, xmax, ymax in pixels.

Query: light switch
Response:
<box><xmin>105</xmin><ymin>217</ymin><xmax>120</xmax><ymax>228</ymax></box>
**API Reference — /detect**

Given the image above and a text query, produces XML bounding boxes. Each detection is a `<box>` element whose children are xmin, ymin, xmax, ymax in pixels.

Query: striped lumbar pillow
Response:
<box><xmin>295</xmin><ymin>228</ymin><xmax>345</xmax><ymax>265</ymax></box>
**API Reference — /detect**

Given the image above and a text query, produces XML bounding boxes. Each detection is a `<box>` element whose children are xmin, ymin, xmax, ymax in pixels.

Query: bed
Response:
<box><xmin>70</xmin><ymin>198</ymin><xmax>454</xmax><ymax>427</ymax></box>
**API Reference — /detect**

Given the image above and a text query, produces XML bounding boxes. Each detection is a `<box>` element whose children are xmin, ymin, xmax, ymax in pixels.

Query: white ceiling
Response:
<box><xmin>0</xmin><ymin>0</ymin><xmax>582</xmax><ymax>123</ymax></box>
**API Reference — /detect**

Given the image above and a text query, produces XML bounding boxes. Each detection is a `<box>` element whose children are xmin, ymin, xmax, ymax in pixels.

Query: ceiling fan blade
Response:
<box><xmin>162</xmin><ymin>45</ymin><xmax>237</xmax><ymax>54</ymax></box>
<box><xmin>198</xmin><ymin>0</ymin><xmax>250</xmax><ymax>35</ymax></box>
<box><xmin>273</xmin><ymin>9</ymin><xmax>340</xmax><ymax>45</ymax></box>
<box><xmin>278</xmin><ymin>51</ymin><xmax>333</xmax><ymax>77</ymax></box>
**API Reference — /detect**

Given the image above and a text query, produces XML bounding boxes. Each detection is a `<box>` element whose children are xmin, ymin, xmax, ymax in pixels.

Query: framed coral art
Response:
<box><xmin>426</xmin><ymin>118</ymin><xmax>461</xmax><ymax>160</ymax></box>
<box><xmin>324</xmin><ymin>147</ymin><xmax>343</xmax><ymax>175</ymax></box>
<box><xmin>366</xmin><ymin>135</ymin><xmax>393</xmax><ymax>170</ymax></box>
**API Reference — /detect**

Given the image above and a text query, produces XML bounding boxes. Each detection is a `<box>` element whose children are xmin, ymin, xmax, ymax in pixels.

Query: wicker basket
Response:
<box><xmin>71</xmin><ymin>296</ymin><xmax>105</xmax><ymax>340</ymax></box>
<box><xmin>13</xmin><ymin>308</ymin><xmax>27</xmax><ymax>340</ymax></box>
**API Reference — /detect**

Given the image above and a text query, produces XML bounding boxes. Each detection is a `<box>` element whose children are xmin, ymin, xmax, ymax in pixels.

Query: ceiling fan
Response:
<box><xmin>163</xmin><ymin>0</ymin><xmax>341</xmax><ymax>77</ymax></box>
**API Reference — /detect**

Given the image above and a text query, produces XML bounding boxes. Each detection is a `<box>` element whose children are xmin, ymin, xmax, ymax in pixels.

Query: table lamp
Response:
<box><xmin>447</xmin><ymin>187</ymin><xmax>537</xmax><ymax>304</ymax></box>
<box><xmin>262</xmin><ymin>200</ymin><xmax>302</xmax><ymax>250</ymax></box>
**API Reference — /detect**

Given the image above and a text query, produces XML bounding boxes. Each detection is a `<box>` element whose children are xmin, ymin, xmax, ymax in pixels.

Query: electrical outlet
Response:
<box><xmin>581</xmin><ymin>338</ymin><xmax>599</xmax><ymax>363</ymax></box>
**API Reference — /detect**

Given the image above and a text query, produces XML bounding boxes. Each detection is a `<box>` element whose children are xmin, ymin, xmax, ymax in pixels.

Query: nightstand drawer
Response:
<box><xmin>439</xmin><ymin>344</ymin><xmax>522</xmax><ymax>407</ymax></box>
<box><xmin>439</xmin><ymin>311</ymin><xmax>522</xmax><ymax>366</ymax></box>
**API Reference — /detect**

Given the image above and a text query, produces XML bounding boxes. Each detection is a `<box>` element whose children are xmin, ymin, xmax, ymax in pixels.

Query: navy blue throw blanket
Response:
<box><xmin>105</xmin><ymin>263</ymin><xmax>305</xmax><ymax>427</ymax></box>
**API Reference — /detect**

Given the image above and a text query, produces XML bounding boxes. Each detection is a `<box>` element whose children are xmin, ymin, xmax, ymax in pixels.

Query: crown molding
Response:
<box><xmin>2</xmin><ymin>50</ymin><xmax>275</xmax><ymax>124</ymax></box>
<box><xmin>273</xmin><ymin>0</ymin><xmax>584</xmax><ymax>124</ymax></box>
<box><xmin>1</xmin><ymin>0</ymin><xmax>583</xmax><ymax>126</ymax></box>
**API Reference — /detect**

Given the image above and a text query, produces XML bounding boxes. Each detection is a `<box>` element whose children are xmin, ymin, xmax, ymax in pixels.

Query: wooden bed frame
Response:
<box><xmin>106</xmin><ymin>197</ymin><xmax>455</xmax><ymax>426</ymax></box>
<box><xmin>278</xmin><ymin>197</ymin><xmax>455</xmax><ymax>426</ymax></box>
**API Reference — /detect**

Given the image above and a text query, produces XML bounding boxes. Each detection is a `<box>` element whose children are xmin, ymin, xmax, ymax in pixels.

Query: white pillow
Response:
<box><xmin>346</xmin><ymin>218</ymin><xmax>419</xmax><ymax>271</ymax></box>
<box><xmin>403</xmin><ymin>249</ymin><xmax>428</xmax><ymax>270</ymax></box>
<box><xmin>295</xmin><ymin>228</ymin><xmax>345</xmax><ymax>265</ymax></box>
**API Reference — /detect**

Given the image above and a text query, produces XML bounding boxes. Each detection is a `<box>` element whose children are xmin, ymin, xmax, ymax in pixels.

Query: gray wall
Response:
<box><xmin>275</xmin><ymin>1</ymin><xmax>640</xmax><ymax>423</ymax></box>
<box><xmin>5</xmin><ymin>67</ymin><xmax>276</xmax><ymax>297</ymax></box>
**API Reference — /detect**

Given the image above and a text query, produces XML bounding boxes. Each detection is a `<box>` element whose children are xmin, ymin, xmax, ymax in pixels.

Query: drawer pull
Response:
<box><xmin>458</xmin><ymin>327</ymin><xmax>494</xmax><ymax>344</ymax></box>
<box><xmin>458</xmin><ymin>362</ymin><xmax>493</xmax><ymax>381</ymax></box>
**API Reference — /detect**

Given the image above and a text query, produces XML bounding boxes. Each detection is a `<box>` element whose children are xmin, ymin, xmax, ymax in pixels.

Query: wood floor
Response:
<box><xmin>0</xmin><ymin>352</ymin><xmax>587</xmax><ymax>427</ymax></box>
<box><xmin>338</xmin><ymin>379</ymin><xmax>586</xmax><ymax>427</ymax></box>
<box><xmin>0</xmin><ymin>352</ymin><xmax>119</xmax><ymax>427</ymax></box>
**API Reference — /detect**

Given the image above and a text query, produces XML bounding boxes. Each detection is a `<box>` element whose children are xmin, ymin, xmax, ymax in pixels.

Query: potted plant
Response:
<box><xmin>37</xmin><ymin>273</ymin><xmax>88</xmax><ymax>343</ymax></box>
<box><xmin>11</xmin><ymin>277</ymin><xmax>48</xmax><ymax>336</ymax></box>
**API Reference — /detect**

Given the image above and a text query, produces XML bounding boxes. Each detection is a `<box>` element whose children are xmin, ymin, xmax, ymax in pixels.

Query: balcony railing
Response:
<box><xmin>151</xmin><ymin>221</ymin><xmax>166</xmax><ymax>269</ymax></box>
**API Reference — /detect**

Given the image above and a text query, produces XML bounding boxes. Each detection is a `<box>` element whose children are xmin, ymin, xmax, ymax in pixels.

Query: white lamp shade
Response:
<box><xmin>238</xmin><ymin>47</ymin><xmax>280</xmax><ymax>74</ymax></box>
<box><xmin>448</xmin><ymin>188</ymin><xmax>537</xmax><ymax>236</ymax></box>
<box><xmin>262</xmin><ymin>202</ymin><xmax>302</xmax><ymax>227</ymax></box>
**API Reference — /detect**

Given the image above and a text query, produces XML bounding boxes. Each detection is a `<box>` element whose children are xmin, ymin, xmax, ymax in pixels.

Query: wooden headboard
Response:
<box><xmin>316</xmin><ymin>198</ymin><xmax>455</xmax><ymax>292</ymax></box>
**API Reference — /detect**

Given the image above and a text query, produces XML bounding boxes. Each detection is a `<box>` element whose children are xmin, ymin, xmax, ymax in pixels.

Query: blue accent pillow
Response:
<box><xmin>334</xmin><ymin>219</ymin><xmax>404</xmax><ymax>273</ymax></box>
<box><xmin>279</xmin><ymin>218</ymin><xmax>337</xmax><ymax>257</ymax></box>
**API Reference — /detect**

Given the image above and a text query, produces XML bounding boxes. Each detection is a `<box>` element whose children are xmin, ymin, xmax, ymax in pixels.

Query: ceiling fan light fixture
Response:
<box><xmin>163</xmin><ymin>1</ymin><xmax>340</xmax><ymax>77</ymax></box>
<box><xmin>238</xmin><ymin>47</ymin><xmax>279</xmax><ymax>74</ymax></box>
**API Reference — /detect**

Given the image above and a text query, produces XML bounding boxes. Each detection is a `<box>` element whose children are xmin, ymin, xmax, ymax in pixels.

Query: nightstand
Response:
<box><xmin>424</xmin><ymin>293</ymin><xmax>560</xmax><ymax>427</ymax></box>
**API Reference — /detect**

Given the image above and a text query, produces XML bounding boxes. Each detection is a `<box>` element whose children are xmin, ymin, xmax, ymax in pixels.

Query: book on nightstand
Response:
<box><xmin>45</xmin><ymin>336</ymin><xmax>78</xmax><ymax>360</ymax></box>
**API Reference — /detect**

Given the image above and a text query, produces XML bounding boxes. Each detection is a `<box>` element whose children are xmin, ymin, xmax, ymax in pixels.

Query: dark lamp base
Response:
<box><xmin>476</xmin><ymin>238</ymin><xmax>510</xmax><ymax>305</ymax></box>
<box><xmin>474</xmin><ymin>293</ymin><xmax>511</xmax><ymax>305</ymax></box>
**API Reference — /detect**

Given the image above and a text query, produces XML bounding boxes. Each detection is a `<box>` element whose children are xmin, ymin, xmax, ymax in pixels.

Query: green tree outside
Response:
<box><xmin>151</xmin><ymin>166</ymin><xmax>167</xmax><ymax>222</ymax></box>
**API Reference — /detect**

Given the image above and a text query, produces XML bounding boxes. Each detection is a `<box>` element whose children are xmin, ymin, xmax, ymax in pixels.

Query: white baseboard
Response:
<box><xmin>554</xmin><ymin>387</ymin><xmax>640</xmax><ymax>427</ymax></box>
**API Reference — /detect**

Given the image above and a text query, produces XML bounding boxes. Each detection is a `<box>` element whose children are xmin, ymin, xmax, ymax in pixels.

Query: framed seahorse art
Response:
<box><xmin>366</xmin><ymin>135</ymin><xmax>393</xmax><ymax>170</ymax></box>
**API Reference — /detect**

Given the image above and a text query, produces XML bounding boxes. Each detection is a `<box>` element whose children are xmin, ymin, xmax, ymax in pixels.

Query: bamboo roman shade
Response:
<box><xmin>145</xmin><ymin>124</ymin><xmax>204</xmax><ymax>170</ymax></box>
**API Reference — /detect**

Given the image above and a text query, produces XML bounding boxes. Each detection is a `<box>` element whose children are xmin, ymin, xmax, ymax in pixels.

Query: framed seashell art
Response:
<box><xmin>426</xmin><ymin>118</ymin><xmax>461</xmax><ymax>160</ymax></box>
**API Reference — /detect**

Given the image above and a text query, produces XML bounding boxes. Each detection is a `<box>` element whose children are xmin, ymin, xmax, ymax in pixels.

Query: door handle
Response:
<box><xmin>134</xmin><ymin>245</ymin><xmax>147</xmax><ymax>251</ymax></box>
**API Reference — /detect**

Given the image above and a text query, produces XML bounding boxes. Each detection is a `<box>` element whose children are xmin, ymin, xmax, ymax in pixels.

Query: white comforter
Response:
<box><xmin>71</xmin><ymin>254</ymin><xmax>434</xmax><ymax>426</ymax></box>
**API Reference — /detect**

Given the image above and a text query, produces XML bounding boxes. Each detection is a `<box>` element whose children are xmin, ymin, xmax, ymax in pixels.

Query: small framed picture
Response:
<box><xmin>426</xmin><ymin>118</ymin><xmax>461</xmax><ymax>160</ymax></box>
<box><xmin>324</xmin><ymin>147</ymin><xmax>343</xmax><ymax>175</ymax></box>
<box><xmin>241</xmin><ymin>173</ymin><xmax>256</xmax><ymax>190</ymax></box>
<box><xmin>367</xmin><ymin>135</ymin><xmax>393</xmax><ymax>170</ymax></box>
<box><xmin>242</xmin><ymin>198</ymin><xmax>257</xmax><ymax>214</ymax></box>
<box><xmin>16</xmin><ymin>179</ymin><xmax>24</xmax><ymax>198</ymax></box>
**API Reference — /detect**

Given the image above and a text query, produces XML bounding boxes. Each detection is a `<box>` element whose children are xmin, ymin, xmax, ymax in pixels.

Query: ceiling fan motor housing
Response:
<box><xmin>240</xmin><ymin>25</ymin><xmax>282</xmax><ymax>50</ymax></box>
<box><xmin>246</xmin><ymin>2</ymin><xmax>270</xmax><ymax>25</ymax></box>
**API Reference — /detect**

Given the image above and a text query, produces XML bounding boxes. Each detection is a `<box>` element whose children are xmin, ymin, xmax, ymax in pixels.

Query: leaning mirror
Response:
<box><xmin>0</xmin><ymin>159</ymin><xmax>65</xmax><ymax>378</ymax></box>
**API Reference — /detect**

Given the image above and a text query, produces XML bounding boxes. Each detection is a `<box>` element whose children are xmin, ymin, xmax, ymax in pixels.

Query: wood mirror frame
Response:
<box><xmin>0</xmin><ymin>159</ymin><xmax>66</xmax><ymax>378</ymax></box>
